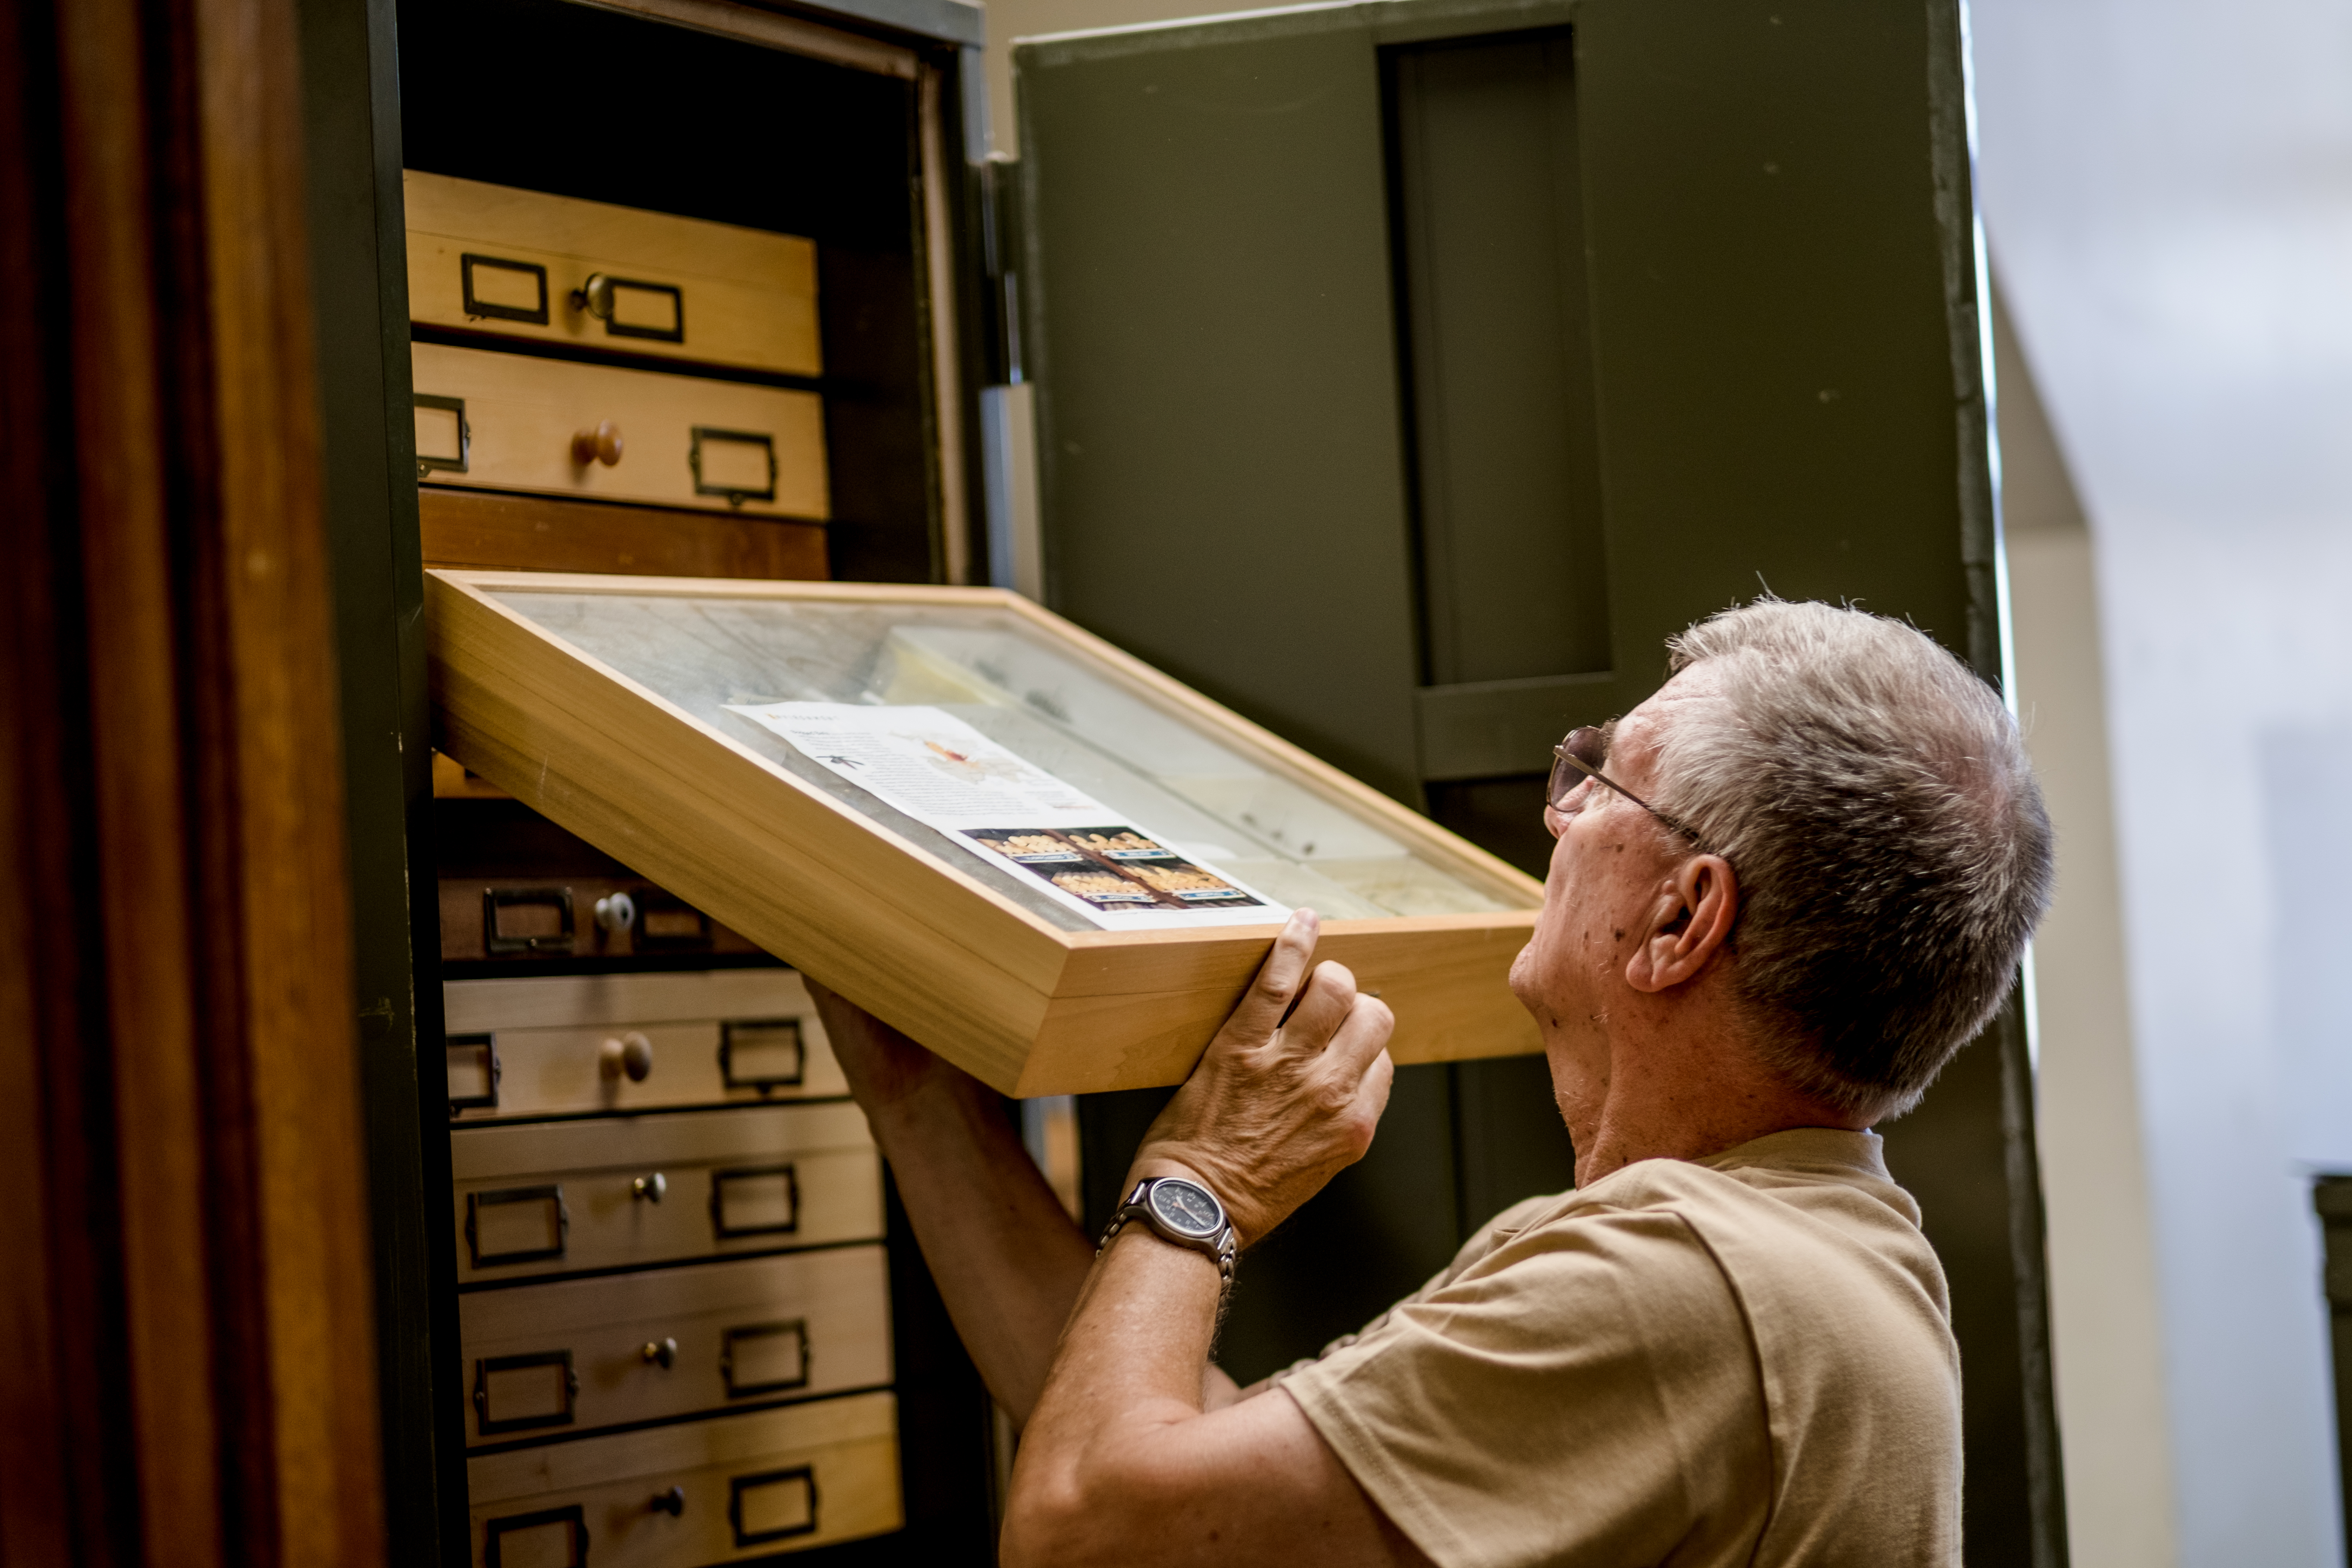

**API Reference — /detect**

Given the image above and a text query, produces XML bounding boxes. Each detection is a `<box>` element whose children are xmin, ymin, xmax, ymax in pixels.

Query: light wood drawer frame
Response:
<box><xmin>405</xmin><ymin>170</ymin><xmax>823</xmax><ymax>378</ymax></box>
<box><xmin>429</xmin><ymin>570</ymin><xmax>1546</xmax><ymax>1096</ymax></box>
<box><xmin>451</xmin><ymin>1103</ymin><xmax>881</xmax><ymax>1283</ymax></box>
<box><xmin>411</xmin><ymin>344</ymin><xmax>828</xmax><ymax>520</ymax></box>
<box><xmin>467</xmin><ymin>1392</ymin><xmax>901</xmax><ymax>1564</ymax></box>
<box><xmin>459</xmin><ymin>1247</ymin><xmax>892</xmax><ymax>1446</ymax></box>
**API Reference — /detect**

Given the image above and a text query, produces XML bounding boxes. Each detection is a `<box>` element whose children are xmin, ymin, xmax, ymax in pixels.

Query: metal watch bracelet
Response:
<box><xmin>1097</xmin><ymin>1176</ymin><xmax>1239</xmax><ymax>1308</ymax></box>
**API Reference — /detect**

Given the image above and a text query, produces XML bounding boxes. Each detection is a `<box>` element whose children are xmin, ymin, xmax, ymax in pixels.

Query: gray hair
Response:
<box><xmin>1651</xmin><ymin>600</ymin><xmax>2054</xmax><ymax>1119</ymax></box>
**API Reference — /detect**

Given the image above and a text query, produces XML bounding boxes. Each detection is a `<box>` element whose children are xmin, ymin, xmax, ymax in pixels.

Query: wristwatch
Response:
<box><xmin>1098</xmin><ymin>1175</ymin><xmax>1239</xmax><ymax>1304</ymax></box>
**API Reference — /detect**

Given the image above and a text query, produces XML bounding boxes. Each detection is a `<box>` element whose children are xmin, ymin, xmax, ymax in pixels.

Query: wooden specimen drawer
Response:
<box><xmin>467</xmin><ymin>1391</ymin><xmax>901</xmax><ymax>1565</ymax></box>
<box><xmin>405</xmin><ymin>171</ymin><xmax>820</xmax><ymax>378</ymax></box>
<box><xmin>443</xmin><ymin>969</ymin><xmax>848</xmax><ymax>1122</ymax></box>
<box><xmin>411</xmin><ymin>342</ymin><xmax>827</xmax><ymax>520</ymax></box>
<box><xmin>459</xmin><ymin>1247</ymin><xmax>891</xmax><ymax>1447</ymax></box>
<box><xmin>450</xmin><ymin>1103</ymin><xmax>880</xmax><ymax>1284</ymax></box>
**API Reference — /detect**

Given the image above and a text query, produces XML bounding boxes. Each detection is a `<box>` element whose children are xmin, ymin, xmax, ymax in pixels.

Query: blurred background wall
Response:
<box><xmin>1973</xmin><ymin>0</ymin><xmax>2352</xmax><ymax>1561</ymax></box>
<box><xmin>979</xmin><ymin>0</ymin><xmax>2352</xmax><ymax>1562</ymax></box>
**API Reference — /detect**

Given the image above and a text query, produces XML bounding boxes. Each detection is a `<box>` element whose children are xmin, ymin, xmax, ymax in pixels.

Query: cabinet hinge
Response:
<box><xmin>975</xmin><ymin>152</ymin><xmax>1024</xmax><ymax>385</ymax></box>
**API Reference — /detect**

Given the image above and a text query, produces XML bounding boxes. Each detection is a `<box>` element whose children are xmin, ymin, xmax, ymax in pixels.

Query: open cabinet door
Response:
<box><xmin>1016</xmin><ymin>2</ymin><xmax>2063</xmax><ymax>1563</ymax></box>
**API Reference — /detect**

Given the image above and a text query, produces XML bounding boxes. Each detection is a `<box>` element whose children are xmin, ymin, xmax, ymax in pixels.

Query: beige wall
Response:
<box><xmin>1996</xmin><ymin>278</ymin><xmax>2178</xmax><ymax>1568</ymax></box>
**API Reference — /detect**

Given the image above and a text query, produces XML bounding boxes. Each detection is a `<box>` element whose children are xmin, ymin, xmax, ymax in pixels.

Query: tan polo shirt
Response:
<box><xmin>1275</xmin><ymin>1129</ymin><xmax>1959</xmax><ymax>1568</ymax></box>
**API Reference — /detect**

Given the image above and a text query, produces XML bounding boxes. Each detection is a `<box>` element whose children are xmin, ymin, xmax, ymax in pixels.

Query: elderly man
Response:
<box><xmin>813</xmin><ymin>599</ymin><xmax>2053</xmax><ymax>1567</ymax></box>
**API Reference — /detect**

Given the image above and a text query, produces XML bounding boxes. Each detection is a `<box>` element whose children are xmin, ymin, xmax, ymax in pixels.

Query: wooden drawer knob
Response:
<box><xmin>571</xmin><ymin>420</ymin><xmax>623</xmax><ymax>467</ymax></box>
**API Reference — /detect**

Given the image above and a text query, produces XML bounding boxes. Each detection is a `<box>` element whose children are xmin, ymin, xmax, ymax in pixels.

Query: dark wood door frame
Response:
<box><xmin>0</xmin><ymin>0</ymin><xmax>389</xmax><ymax>1561</ymax></box>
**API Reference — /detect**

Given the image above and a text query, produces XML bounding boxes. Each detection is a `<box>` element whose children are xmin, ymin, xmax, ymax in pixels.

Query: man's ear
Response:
<box><xmin>1624</xmin><ymin>855</ymin><xmax>1739</xmax><ymax>994</ymax></box>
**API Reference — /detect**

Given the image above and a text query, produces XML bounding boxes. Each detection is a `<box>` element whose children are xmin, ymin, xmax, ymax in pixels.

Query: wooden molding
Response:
<box><xmin>1</xmin><ymin>0</ymin><xmax>388</xmax><ymax>1559</ymax></box>
<box><xmin>420</xmin><ymin>486</ymin><xmax>830</xmax><ymax>581</ymax></box>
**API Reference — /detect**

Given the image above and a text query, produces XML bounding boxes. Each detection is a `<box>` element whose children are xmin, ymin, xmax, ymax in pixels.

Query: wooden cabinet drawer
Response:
<box><xmin>444</xmin><ymin>970</ymin><xmax>848</xmax><ymax>1122</ymax></box>
<box><xmin>451</xmin><ymin>1104</ymin><xmax>880</xmax><ymax>1283</ymax></box>
<box><xmin>405</xmin><ymin>171</ymin><xmax>820</xmax><ymax>378</ymax></box>
<box><xmin>467</xmin><ymin>1392</ymin><xmax>900</xmax><ymax>1565</ymax></box>
<box><xmin>459</xmin><ymin>1247</ymin><xmax>891</xmax><ymax>1446</ymax></box>
<box><xmin>411</xmin><ymin>342</ymin><xmax>827</xmax><ymax>520</ymax></box>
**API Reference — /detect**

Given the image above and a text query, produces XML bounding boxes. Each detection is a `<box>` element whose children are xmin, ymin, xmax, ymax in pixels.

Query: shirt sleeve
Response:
<box><xmin>1274</xmin><ymin>1205</ymin><xmax>1768</xmax><ymax>1568</ymax></box>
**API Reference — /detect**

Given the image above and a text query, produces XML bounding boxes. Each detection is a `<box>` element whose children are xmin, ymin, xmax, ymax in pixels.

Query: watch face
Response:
<box><xmin>1149</xmin><ymin>1178</ymin><xmax>1223</xmax><ymax>1238</ymax></box>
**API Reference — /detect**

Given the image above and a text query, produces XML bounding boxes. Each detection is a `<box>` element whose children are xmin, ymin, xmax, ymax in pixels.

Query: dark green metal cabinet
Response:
<box><xmin>1019</xmin><ymin>3</ymin><xmax>2061</xmax><ymax>1563</ymax></box>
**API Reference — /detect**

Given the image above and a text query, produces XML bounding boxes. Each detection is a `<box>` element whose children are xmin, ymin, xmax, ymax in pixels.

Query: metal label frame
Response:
<box><xmin>601</xmin><ymin>276</ymin><xmax>686</xmax><ymax>343</ymax></box>
<box><xmin>718</xmin><ymin>1018</ymin><xmax>806</xmax><ymax>1094</ymax></box>
<box><xmin>483</xmin><ymin>1503</ymin><xmax>588</xmax><ymax>1568</ymax></box>
<box><xmin>729</xmin><ymin>1464</ymin><xmax>819</xmax><ymax>1547</ymax></box>
<box><xmin>709</xmin><ymin>1163</ymin><xmax>800</xmax><ymax>1239</ymax></box>
<box><xmin>412</xmin><ymin>393</ymin><xmax>469</xmax><ymax>477</ymax></box>
<box><xmin>465</xmin><ymin>1184</ymin><xmax>568</xmax><ymax>1268</ymax></box>
<box><xmin>472</xmin><ymin>1348</ymin><xmax>580</xmax><ymax>1435</ymax></box>
<box><xmin>633</xmin><ymin>889</ymin><xmax>713</xmax><ymax>953</ymax></box>
<box><xmin>720</xmin><ymin>1318</ymin><xmax>811</xmax><ymax>1398</ymax></box>
<box><xmin>446</xmin><ymin>1032</ymin><xmax>499</xmax><ymax>1115</ymax></box>
<box><xmin>461</xmin><ymin>252</ymin><xmax>550</xmax><ymax>325</ymax></box>
<box><xmin>689</xmin><ymin>426</ymin><xmax>779</xmax><ymax>507</ymax></box>
<box><xmin>483</xmin><ymin>886</ymin><xmax>574</xmax><ymax>956</ymax></box>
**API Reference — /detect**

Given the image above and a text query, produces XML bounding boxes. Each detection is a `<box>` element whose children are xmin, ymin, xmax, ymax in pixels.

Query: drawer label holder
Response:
<box><xmin>689</xmin><ymin>427</ymin><xmax>778</xmax><ymax>507</ymax></box>
<box><xmin>461</xmin><ymin>252</ymin><xmax>550</xmax><ymax>325</ymax></box>
<box><xmin>710</xmin><ymin>1163</ymin><xmax>799</xmax><ymax>1239</ymax></box>
<box><xmin>718</xmin><ymin>1019</ymin><xmax>806</xmax><ymax>1095</ymax></box>
<box><xmin>484</xmin><ymin>886</ymin><xmax>575</xmax><ymax>956</ymax></box>
<box><xmin>574</xmin><ymin>271</ymin><xmax>687</xmax><ymax>344</ymax></box>
<box><xmin>473</xmin><ymin>1348</ymin><xmax>580</xmax><ymax>1436</ymax></box>
<box><xmin>720</xmin><ymin>1318</ymin><xmax>811</xmax><ymax>1398</ymax></box>
<box><xmin>466</xmin><ymin>1184</ymin><xmax>569</xmax><ymax>1268</ymax></box>
<box><xmin>412</xmin><ymin>394</ymin><xmax>469</xmax><ymax>477</ymax></box>
<box><xmin>730</xmin><ymin>1464</ymin><xmax>819</xmax><ymax>1547</ymax></box>
<box><xmin>446</xmin><ymin>1033</ymin><xmax>500</xmax><ymax>1116</ymax></box>
<box><xmin>484</xmin><ymin>1503</ymin><xmax>587</xmax><ymax>1568</ymax></box>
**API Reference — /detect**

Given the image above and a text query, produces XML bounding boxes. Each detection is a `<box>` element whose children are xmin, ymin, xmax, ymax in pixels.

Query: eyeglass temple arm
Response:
<box><xmin>1559</xmin><ymin>752</ymin><xmax>1711</xmax><ymax>848</ymax></box>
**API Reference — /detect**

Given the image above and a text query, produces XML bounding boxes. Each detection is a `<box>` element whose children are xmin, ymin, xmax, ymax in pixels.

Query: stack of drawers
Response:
<box><xmin>446</xmin><ymin>969</ymin><xmax>901</xmax><ymax>1564</ymax></box>
<box><xmin>405</xmin><ymin>169</ymin><xmax>829</xmax><ymax>525</ymax></box>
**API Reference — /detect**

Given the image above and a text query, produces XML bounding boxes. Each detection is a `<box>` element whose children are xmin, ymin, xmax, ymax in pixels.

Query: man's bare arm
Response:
<box><xmin>809</xmin><ymin>989</ymin><xmax>1243</xmax><ymax>1425</ymax></box>
<box><xmin>996</xmin><ymin>912</ymin><xmax>1433</xmax><ymax>1568</ymax></box>
<box><xmin>1002</xmin><ymin>1215</ymin><xmax>1432</xmax><ymax>1568</ymax></box>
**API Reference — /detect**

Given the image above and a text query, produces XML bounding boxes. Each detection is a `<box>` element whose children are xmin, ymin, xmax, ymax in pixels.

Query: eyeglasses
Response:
<box><xmin>1548</xmin><ymin>725</ymin><xmax>1712</xmax><ymax>849</ymax></box>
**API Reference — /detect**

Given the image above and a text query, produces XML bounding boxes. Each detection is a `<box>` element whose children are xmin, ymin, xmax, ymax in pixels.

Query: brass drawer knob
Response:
<box><xmin>632</xmin><ymin>1171</ymin><xmax>666</xmax><ymax>1203</ymax></box>
<box><xmin>571</xmin><ymin>420</ymin><xmax>623</xmax><ymax>467</ymax></box>
<box><xmin>601</xmin><ymin>1031</ymin><xmax>654</xmax><ymax>1082</ymax></box>
<box><xmin>641</xmin><ymin>1336</ymin><xmax>678</xmax><ymax>1369</ymax></box>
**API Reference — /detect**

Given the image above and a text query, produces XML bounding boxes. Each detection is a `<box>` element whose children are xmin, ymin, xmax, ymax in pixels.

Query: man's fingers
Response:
<box><xmin>1230</xmin><ymin>908</ymin><xmax>1321</xmax><ymax>1038</ymax></box>
<box><xmin>1355</xmin><ymin>1048</ymin><xmax>1397</xmax><ymax>1122</ymax></box>
<box><xmin>1280</xmin><ymin>960</ymin><xmax>1357</xmax><ymax>1052</ymax></box>
<box><xmin>1322</xmin><ymin>992</ymin><xmax>1396</xmax><ymax>1083</ymax></box>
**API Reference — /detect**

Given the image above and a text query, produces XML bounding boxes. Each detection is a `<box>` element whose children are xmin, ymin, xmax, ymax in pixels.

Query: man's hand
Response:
<box><xmin>806</xmin><ymin>976</ymin><xmax>967</xmax><ymax>1117</ymax></box>
<box><xmin>1129</xmin><ymin>909</ymin><xmax>1396</xmax><ymax>1248</ymax></box>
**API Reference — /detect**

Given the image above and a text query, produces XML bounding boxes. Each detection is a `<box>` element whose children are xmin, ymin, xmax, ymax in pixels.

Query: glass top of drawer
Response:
<box><xmin>488</xmin><ymin>588</ymin><xmax>1520</xmax><ymax>929</ymax></box>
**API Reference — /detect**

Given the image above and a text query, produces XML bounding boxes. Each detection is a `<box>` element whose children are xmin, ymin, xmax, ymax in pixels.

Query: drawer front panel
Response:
<box><xmin>406</xmin><ymin>171</ymin><xmax>820</xmax><ymax>377</ymax></box>
<box><xmin>460</xmin><ymin>1249</ymin><xmax>893</xmax><ymax>1446</ymax></box>
<box><xmin>454</xmin><ymin>1149</ymin><xmax>882</xmax><ymax>1283</ymax></box>
<box><xmin>445</xmin><ymin>1016</ymin><xmax>848</xmax><ymax>1123</ymax></box>
<box><xmin>444</xmin><ymin>970</ymin><xmax>830</xmax><ymax>1035</ymax></box>
<box><xmin>411</xmin><ymin>343</ymin><xmax>827</xmax><ymax>520</ymax></box>
<box><xmin>468</xmin><ymin>1394</ymin><xmax>900</xmax><ymax>1565</ymax></box>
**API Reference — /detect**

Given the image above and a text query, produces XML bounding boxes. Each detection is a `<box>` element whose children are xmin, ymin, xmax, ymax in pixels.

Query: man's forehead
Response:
<box><xmin>1616</xmin><ymin>663</ymin><xmax>1719</xmax><ymax>750</ymax></box>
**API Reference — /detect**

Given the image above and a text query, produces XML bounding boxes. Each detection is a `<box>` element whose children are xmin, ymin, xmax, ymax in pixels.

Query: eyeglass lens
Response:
<box><xmin>1549</xmin><ymin>726</ymin><xmax>1608</xmax><ymax>810</ymax></box>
